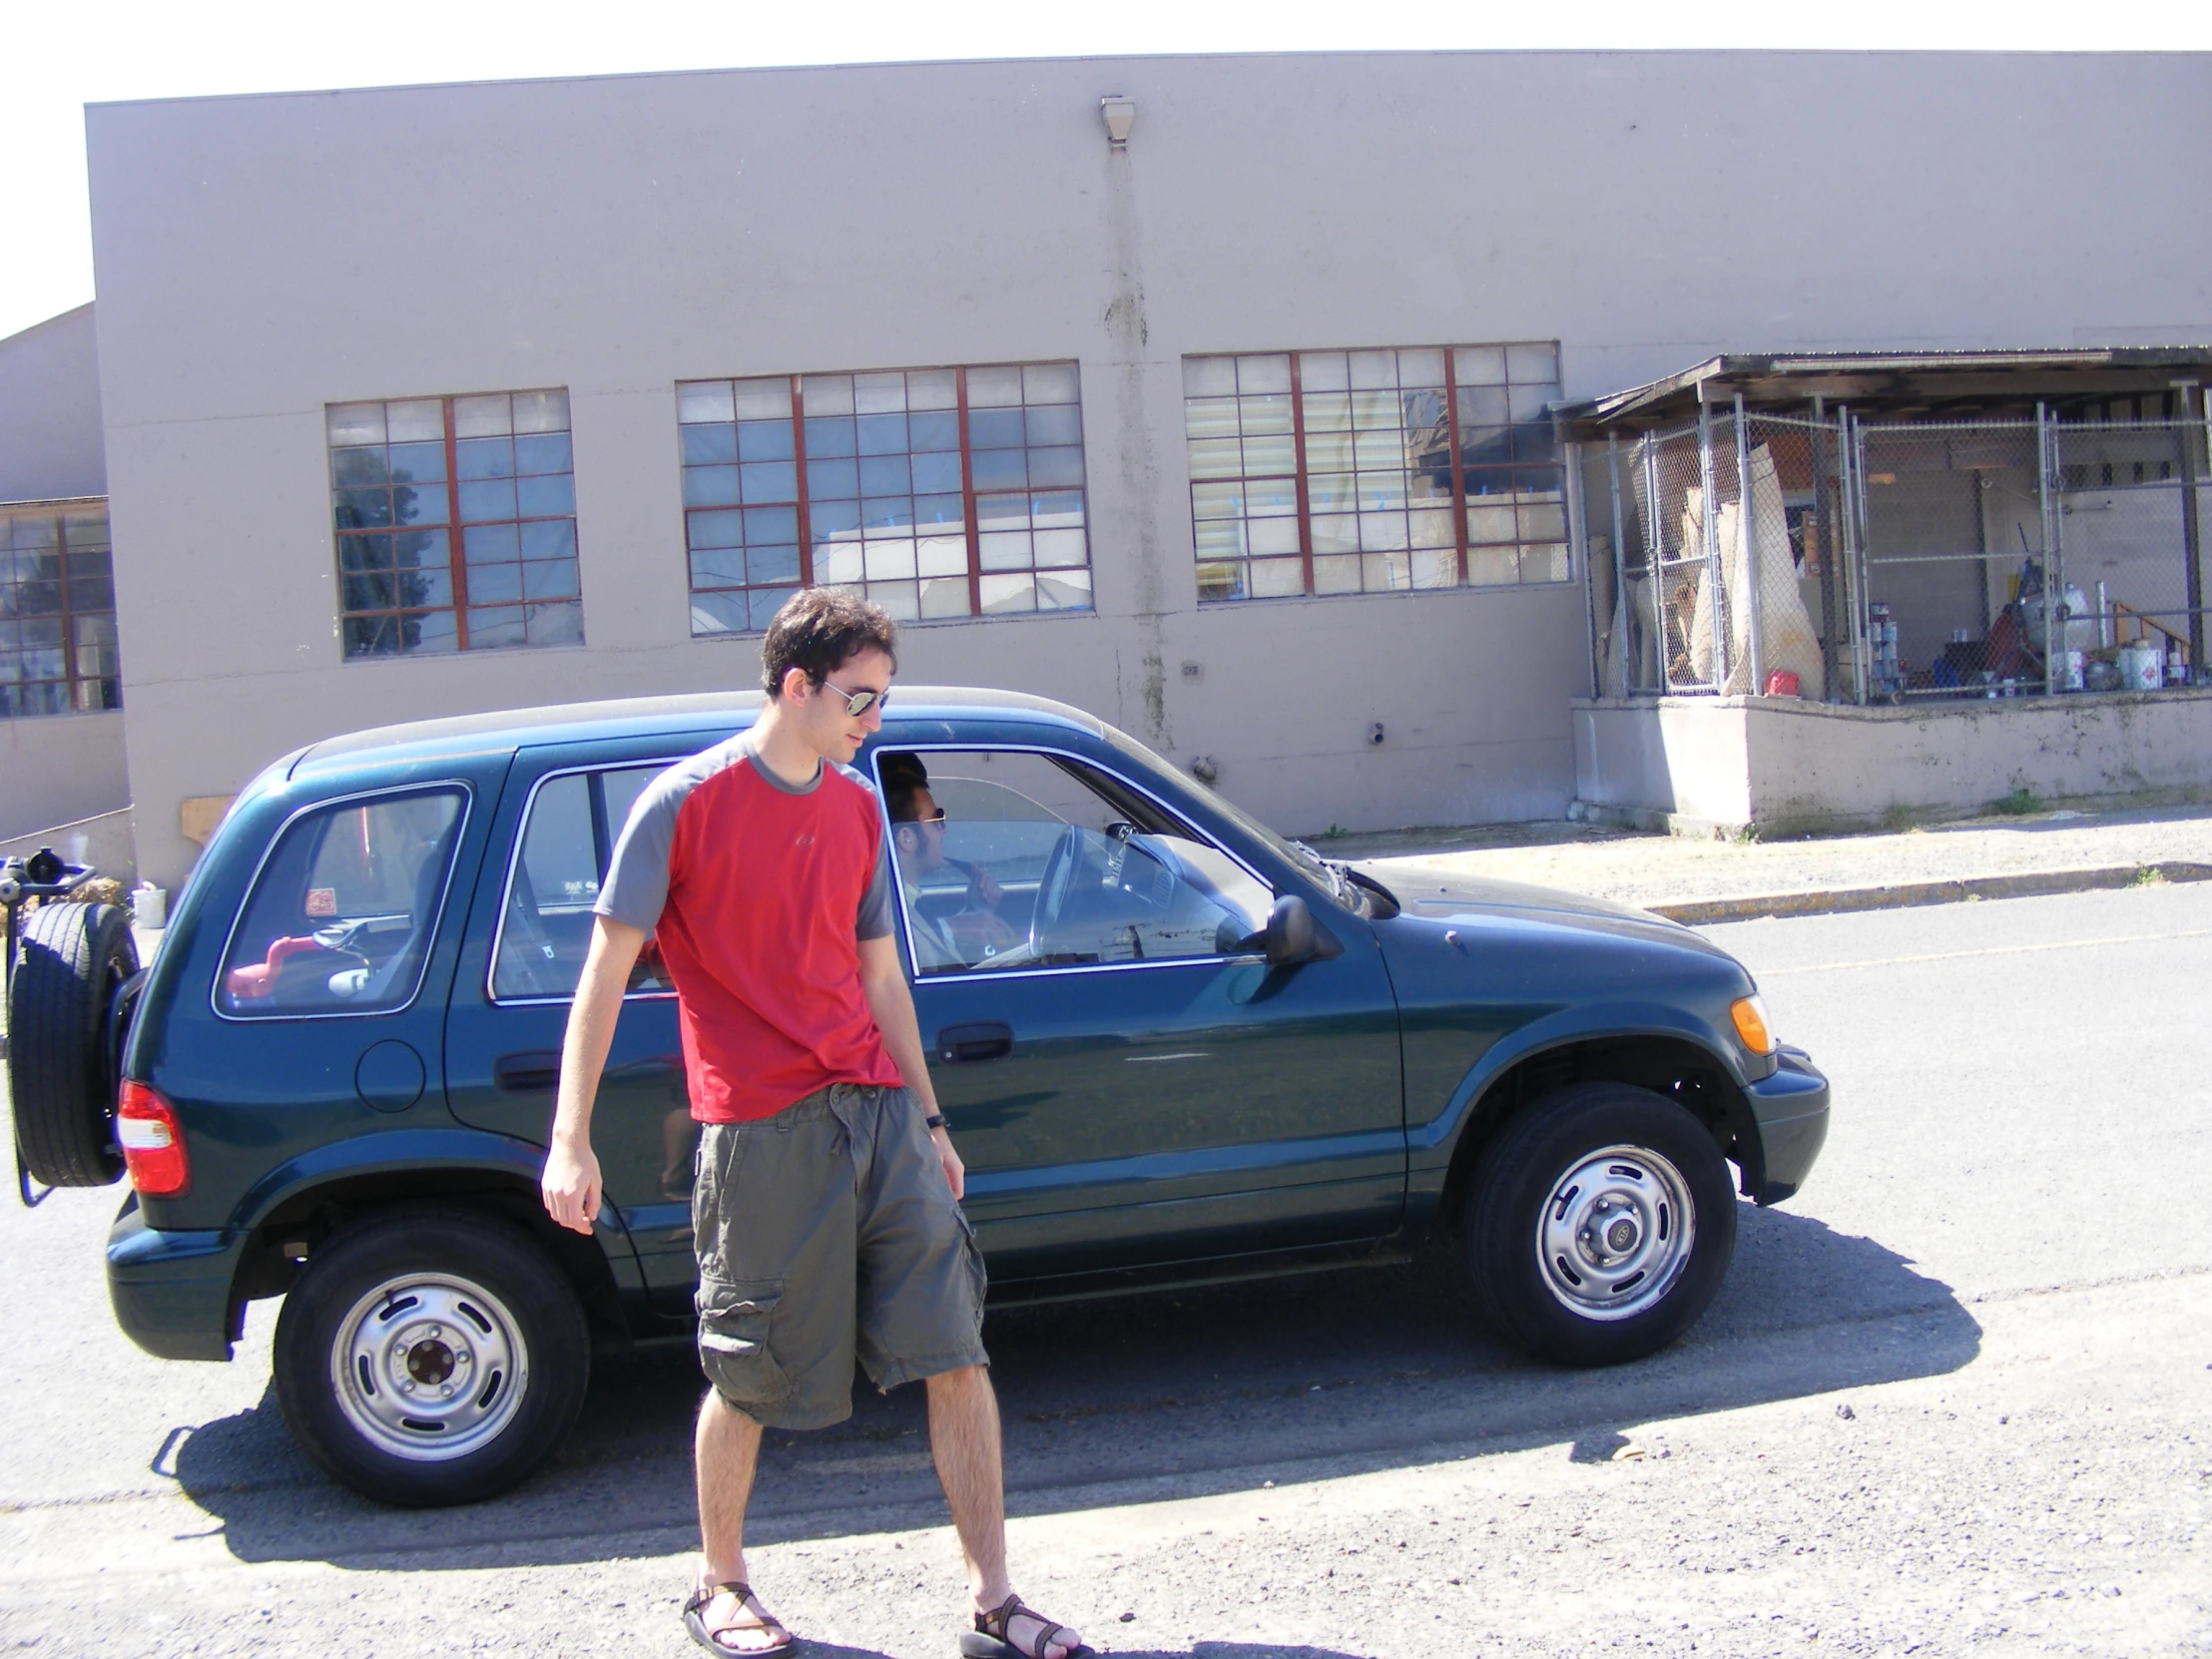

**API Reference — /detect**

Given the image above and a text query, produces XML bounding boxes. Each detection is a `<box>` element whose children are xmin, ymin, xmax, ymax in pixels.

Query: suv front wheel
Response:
<box><xmin>1463</xmin><ymin>1082</ymin><xmax>1737</xmax><ymax>1367</ymax></box>
<box><xmin>273</xmin><ymin>1207</ymin><xmax>589</xmax><ymax>1506</ymax></box>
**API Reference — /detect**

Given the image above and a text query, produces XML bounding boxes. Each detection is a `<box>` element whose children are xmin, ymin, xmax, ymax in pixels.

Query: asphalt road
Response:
<box><xmin>2</xmin><ymin>883</ymin><xmax>2207</xmax><ymax>1656</ymax></box>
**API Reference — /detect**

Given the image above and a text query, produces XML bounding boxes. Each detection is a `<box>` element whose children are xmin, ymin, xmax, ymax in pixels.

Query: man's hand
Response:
<box><xmin>539</xmin><ymin>915</ymin><xmax>647</xmax><ymax>1237</ymax></box>
<box><xmin>931</xmin><ymin>1124</ymin><xmax>965</xmax><ymax>1201</ymax></box>
<box><xmin>541</xmin><ymin>1137</ymin><xmax>604</xmax><ymax>1234</ymax></box>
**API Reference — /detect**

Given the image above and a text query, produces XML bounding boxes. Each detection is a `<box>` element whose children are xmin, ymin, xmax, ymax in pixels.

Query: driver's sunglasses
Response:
<box><xmin>819</xmin><ymin>677</ymin><xmax>889</xmax><ymax>717</ymax></box>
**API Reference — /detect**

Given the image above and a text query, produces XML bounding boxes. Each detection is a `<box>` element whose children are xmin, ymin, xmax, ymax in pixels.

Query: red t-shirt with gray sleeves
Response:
<box><xmin>596</xmin><ymin>731</ymin><xmax>900</xmax><ymax>1123</ymax></box>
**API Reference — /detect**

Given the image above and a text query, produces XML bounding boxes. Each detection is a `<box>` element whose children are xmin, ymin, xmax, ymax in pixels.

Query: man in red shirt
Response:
<box><xmin>541</xmin><ymin>590</ymin><xmax>1086</xmax><ymax>1659</ymax></box>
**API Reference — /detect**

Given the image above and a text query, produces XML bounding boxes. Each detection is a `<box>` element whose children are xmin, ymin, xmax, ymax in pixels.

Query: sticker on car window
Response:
<box><xmin>305</xmin><ymin>887</ymin><xmax>338</xmax><ymax>918</ymax></box>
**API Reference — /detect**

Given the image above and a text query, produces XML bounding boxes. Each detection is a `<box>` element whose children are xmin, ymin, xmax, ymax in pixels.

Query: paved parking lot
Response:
<box><xmin>2</xmin><ymin>882</ymin><xmax>2207</xmax><ymax>1656</ymax></box>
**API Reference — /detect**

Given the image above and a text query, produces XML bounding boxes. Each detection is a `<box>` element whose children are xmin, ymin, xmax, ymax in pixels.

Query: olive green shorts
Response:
<box><xmin>692</xmin><ymin>1083</ymin><xmax>988</xmax><ymax>1429</ymax></box>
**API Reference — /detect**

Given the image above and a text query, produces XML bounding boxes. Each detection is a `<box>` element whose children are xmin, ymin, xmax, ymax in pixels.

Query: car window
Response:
<box><xmin>492</xmin><ymin>764</ymin><xmax>675</xmax><ymax>999</ymax></box>
<box><xmin>218</xmin><ymin>787</ymin><xmax>466</xmax><ymax>1017</ymax></box>
<box><xmin>874</xmin><ymin>749</ymin><xmax>1276</xmax><ymax>976</ymax></box>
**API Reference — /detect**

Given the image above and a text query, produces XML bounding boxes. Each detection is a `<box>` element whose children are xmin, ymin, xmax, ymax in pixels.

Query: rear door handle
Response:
<box><xmin>494</xmin><ymin>1051</ymin><xmax>562</xmax><ymax>1093</ymax></box>
<box><xmin>936</xmin><ymin>1022</ymin><xmax>1013</xmax><ymax>1064</ymax></box>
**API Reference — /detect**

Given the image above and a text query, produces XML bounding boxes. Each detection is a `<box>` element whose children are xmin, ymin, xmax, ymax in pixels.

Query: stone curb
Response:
<box><xmin>1649</xmin><ymin>861</ymin><xmax>2212</xmax><ymax>925</ymax></box>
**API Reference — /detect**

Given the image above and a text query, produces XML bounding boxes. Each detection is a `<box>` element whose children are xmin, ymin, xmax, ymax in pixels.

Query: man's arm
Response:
<box><xmin>858</xmin><ymin>932</ymin><xmax>964</xmax><ymax>1201</ymax></box>
<box><xmin>540</xmin><ymin>915</ymin><xmax>649</xmax><ymax>1234</ymax></box>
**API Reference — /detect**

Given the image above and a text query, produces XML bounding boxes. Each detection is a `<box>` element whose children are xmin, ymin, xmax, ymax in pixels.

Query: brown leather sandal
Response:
<box><xmin>958</xmin><ymin>1593</ymin><xmax>1094</xmax><ymax>1659</ymax></box>
<box><xmin>684</xmin><ymin>1580</ymin><xmax>795</xmax><ymax>1656</ymax></box>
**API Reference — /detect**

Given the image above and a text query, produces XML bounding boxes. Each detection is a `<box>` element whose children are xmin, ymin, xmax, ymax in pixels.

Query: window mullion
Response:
<box><xmin>1443</xmin><ymin>354</ymin><xmax>1469</xmax><ymax>588</ymax></box>
<box><xmin>53</xmin><ymin>512</ymin><xmax>80</xmax><ymax>708</ymax></box>
<box><xmin>792</xmin><ymin>376</ymin><xmax>815</xmax><ymax>588</ymax></box>
<box><xmin>957</xmin><ymin>367</ymin><xmax>981</xmax><ymax>617</ymax></box>
<box><xmin>1290</xmin><ymin>354</ymin><xmax>1315</xmax><ymax>596</ymax></box>
<box><xmin>443</xmin><ymin>397</ymin><xmax>471</xmax><ymax>651</ymax></box>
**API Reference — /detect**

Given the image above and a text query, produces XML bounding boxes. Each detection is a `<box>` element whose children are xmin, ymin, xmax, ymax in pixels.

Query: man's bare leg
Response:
<box><xmin>926</xmin><ymin>1366</ymin><xmax>1082</xmax><ymax>1659</ymax></box>
<box><xmin>693</xmin><ymin>1390</ymin><xmax>788</xmax><ymax>1652</ymax></box>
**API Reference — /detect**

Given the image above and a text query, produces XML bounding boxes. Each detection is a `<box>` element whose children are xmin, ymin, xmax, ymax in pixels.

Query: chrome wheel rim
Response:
<box><xmin>329</xmin><ymin>1271</ymin><xmax>529</xmax><ymax>1461</ymax></box>
<box><xmin>1535</xmin><ymin>1143</ymin><xmax>1696</xmax><ymax>1322</ymax></box>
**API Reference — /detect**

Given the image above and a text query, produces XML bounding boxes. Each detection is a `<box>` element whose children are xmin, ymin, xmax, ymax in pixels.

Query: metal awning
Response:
<box><xmin>1559</xmin><ymin>346</ymin><xmax>2212</xmax><ymax>434</ymax></box>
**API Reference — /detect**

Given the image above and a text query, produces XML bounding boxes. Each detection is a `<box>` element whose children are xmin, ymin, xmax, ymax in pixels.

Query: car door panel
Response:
<box><xmin>442</xmin><ymin>738</ymin><xmax>722</xmax><ymax>1321</ymax></box>
<box><xmin>880</xmin><ymin>743</ymin><xmax>1406</xmax><ymax>1281</ymax></box>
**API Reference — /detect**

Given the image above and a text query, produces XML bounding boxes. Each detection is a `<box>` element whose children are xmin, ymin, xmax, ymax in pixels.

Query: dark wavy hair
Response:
<box><xmin>760</xmin><ymin>588</ymin><xmax>898</xmax><ymax>698</ymax></box>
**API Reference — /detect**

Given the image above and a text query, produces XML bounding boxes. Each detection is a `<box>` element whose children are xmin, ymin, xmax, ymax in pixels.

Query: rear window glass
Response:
<box><xmin>219</xmin><ymin>788</ymin><xmax>466</xmax><ymax>1017</ymax></box>
<box><xmin>492</xmin><ymin>764</ymin><xmax>674</xmax><ymax>1000</ymax></box>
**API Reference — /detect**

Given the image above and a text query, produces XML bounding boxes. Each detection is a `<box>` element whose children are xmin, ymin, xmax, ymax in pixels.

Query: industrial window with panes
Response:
<box><xmin>677</xmin><ymin>361</ymin><xmax>1092</xmax><ymax>633</ymax></box>
<box><xmin>0</xmin><ymin>501</ymin><xmax>120</xmax><ymax>717</ymax></box>
<box><xmin>326</xmin><ymin>389</ymin><xmax>583</xmax><ymax>658</ymax></box>
<box><xmin>1183</xmin><ymin>343</ymin><xmax>1567</xmax><ymax>602</ymax></box>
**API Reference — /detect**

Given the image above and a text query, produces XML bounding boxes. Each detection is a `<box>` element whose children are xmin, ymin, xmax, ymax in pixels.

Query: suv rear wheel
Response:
<box><xmin>7</xmin><ymin>900</ymin><xmax>137</xmax><ymax>1187</ymax></box>
<box><xmin>274</xmin><ymin>1207</ymin><xmax>589</xmax><ymax>1506</ymax></box>
<box><xmin>1462</xmin><ymin>1081</ymin><xmax>1736</xmax><ymax>1366</ymax></box>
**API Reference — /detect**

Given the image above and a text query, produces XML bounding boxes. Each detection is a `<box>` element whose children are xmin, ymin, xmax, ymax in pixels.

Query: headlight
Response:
<box><xmin>1730</xmin><ymin>994</ymin><xmax>1776</xmax><ymax>1056</ymax></box>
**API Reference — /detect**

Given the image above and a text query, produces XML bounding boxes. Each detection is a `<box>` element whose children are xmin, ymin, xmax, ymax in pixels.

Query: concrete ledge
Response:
<box><xmin>1651</xmin><ymin>861</ymin><xmax>2212</xmax><ymax>925</ymax></box>
<box><xmin>1574</xmin><ymin>689</ymin><xmax>2212</xmax><ymax>836</ymax></box>
<box><xmin>0</xmin><ymin>807</ymin><xmax>137</xmax><ymax>884</ymax></box>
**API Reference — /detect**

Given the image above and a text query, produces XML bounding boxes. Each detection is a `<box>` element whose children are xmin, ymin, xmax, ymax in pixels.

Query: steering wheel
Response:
<box><xmin>1026</xmin><ymin>824</ymin><xmax>1085</xmax><ymax>961</ymax></box>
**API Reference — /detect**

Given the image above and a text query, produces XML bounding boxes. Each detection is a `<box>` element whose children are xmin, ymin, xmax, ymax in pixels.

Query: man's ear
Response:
<box><xmin>892</xmin><ymin>824</ymin><xmax>918</xmax><ymax>855</ymax></box>
<box><xmin>779</xmin><ymin>665</ymin><xmax>813</xmax><ymax>703</ymax></box>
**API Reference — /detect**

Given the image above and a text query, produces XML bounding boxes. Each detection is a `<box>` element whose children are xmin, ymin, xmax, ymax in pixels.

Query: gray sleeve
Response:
<box><xmin>595</xmin><ymin>770</ymin><xmax>685</xmax><ymax>932</ymax></box>
<box><xmin>856</xmin><ymin>830</ymin><xmax>893</xmax><ymax>940</ymax></box>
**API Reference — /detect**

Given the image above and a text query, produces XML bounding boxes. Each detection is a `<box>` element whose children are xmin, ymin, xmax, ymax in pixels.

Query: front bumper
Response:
<box><xmin>1744</xmin><ymin>1043</ymin><xmax>1830</xmax><ymax>1206</ymax></box>
<box><xmin>107</xmin><ymin>1198</ymin><xmax>246</xmax><ymax>1362</ymax></box>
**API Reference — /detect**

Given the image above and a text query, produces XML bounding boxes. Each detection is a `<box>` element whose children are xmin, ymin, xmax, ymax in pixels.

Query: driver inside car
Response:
<box><xmin>880</xmin><ymin>753</ymin><xmax>1022</xmax><ymax>970</ymax></box>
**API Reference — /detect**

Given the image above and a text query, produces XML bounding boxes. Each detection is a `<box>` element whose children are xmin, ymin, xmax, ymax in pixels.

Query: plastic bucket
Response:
<box><xmin>2118</xmin><ymin>642</ymin><xmax>2163</xmax><ymax>692</ymax></box>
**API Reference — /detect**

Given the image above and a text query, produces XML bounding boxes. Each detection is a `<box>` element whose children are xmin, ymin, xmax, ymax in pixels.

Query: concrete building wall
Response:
<box><xmin>1</xmin><ymin>710</ymin><xmax>129</xmax><ymax>841</ymax></box>
<box><xmin>84</xmin><ymin>52</ymin><xmax>2212</xmax><ymax>888</ymax></box>
<box><xmin>1</xmin><ymin>303</ymin><xmax>129</xmax><ymax>840</ymax></box>
<box><xmin>0</xmin><ymin>303</ymin><xmax>106</xmax><ymax>503</ymax></box>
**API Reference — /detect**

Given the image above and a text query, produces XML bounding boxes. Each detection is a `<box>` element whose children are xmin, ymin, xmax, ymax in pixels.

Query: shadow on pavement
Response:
<box><xmin>170</xmin><ymin>1203</ymin><xmax>1977</xmax><ymax>1570</ymax></box>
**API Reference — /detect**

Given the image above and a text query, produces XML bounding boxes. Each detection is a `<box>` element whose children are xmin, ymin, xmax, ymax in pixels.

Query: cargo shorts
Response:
<box><xmin>692</xmin><ymin>1082</ymin><xmax>989</xmax><ymax>1429</ymax></box>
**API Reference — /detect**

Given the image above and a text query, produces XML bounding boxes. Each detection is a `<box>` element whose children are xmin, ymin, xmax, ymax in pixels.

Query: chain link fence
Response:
<box><xmin>1579</xmin><ymin>404</ymin><xmax>2212</xmax><ymax>703</ymax></box>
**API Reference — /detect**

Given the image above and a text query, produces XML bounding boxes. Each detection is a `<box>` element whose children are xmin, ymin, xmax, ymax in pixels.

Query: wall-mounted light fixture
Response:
<box><xmin>1100</xmin><ymin>95</ymin><xmax>1136</xmax><ymax>150</ymax></box>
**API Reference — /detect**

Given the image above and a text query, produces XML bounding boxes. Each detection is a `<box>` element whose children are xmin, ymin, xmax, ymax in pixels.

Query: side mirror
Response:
<box><xmin>1264</xmin><ymin>894</ymin><xmax>1316</xmax><ymax>967</ymax></box>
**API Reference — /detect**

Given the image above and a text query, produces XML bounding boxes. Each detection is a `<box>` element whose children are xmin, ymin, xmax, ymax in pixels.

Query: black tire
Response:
<box><xmin>6</xmin><ymin>901</ymin><xmax>137</xmax><ymax>1187</ymax></box>
<box><xmin>1462</xmin><ymin>1081</ymin><xmax>1736</xmax><ymax>1367</ymax></box>
<box><xmin>274</xmin><ymin>1207</ymin><xmax>589</xmax><ymax>1506</ymax></box>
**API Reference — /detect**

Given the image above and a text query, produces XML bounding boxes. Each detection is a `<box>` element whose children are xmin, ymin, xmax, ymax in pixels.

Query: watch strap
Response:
<box><xmin>923</xmin><ymin>1112</ymin><xmax>948</xmax><ymax>1130</ymax></box>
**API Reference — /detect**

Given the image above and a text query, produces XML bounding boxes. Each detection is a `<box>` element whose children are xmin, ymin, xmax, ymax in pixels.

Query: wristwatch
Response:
<box><xmin>923</xmin><ymin>1112</ymin><xmax>948</xmax><ymax>1131</ymax></box>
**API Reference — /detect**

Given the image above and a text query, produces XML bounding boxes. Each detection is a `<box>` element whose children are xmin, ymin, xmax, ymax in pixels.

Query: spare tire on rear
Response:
<box><xmin>7</xmin><ymin>901</ymin><xmax>138</xmax><ymax>1187</ymax></box>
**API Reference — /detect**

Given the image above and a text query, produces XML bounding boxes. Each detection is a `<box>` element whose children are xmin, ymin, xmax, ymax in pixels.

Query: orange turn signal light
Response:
<box><xmin>1730</xmin><ymin>995</ymin><xmax>1776</xmax><ymax>1056</ymax></box>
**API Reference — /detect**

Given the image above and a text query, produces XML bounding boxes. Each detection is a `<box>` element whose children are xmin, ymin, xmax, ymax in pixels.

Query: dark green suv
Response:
<box><xmin>6</xmin><ymin>688</ymin><xmax>1827</xmax><ymax>1506</ymax></box>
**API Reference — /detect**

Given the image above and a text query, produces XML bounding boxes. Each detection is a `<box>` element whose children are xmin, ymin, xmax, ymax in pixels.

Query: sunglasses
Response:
<box><xmin>819</xmin><ymin>677</ymin><xmax>890</xmax><ymax>717</ymax></box>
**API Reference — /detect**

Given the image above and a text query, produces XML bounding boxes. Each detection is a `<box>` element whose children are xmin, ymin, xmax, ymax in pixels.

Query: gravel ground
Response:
<box><xmin>5</xmin><ymin>1276</ymin><xmax>2202</xmax><ymax>1658</ymax></box>
<box><xmin>1351</xmin><ymin>804</ymin><xmax>2212</xmax><ymax>910</ymax></box>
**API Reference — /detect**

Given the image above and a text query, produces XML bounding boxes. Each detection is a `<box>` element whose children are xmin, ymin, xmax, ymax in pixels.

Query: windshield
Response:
<box><xmin>1101</xmin><ymin>726</ymin><xmax>1395</xmax><ymax>917</ymax></box>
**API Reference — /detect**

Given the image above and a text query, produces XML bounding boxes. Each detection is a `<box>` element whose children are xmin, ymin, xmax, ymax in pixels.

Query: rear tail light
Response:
<box><xmin>117</xmin><ymin>1082</ymin><xmax>191</xmax><ymax>1198</ymax></box>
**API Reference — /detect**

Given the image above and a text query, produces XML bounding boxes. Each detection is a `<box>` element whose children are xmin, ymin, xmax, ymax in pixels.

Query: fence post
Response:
<box><xmin>1811</xmin><ymin>394</ymin><xmax>1840</xmax><ymax>701</ymax></box>
<box><xmin>2179</xmin><ymin>380</ymin><xmax>2206</xmax><ymax>681</ymax></box>
<box><xmin>1698</xmin><ymin>395</ymin><xmax>1727</xmax><ymax>688</ymax></box>
<box><xmin>1644</xmin><ymin>433</ymin><xmax>1667</xmax><ymax>692</ymax></box>
<box><xmin>2036</xmin><ymin>401</ymin><xmax>2056</xmax><ymax>697</ymax></box>
<box><xmin>1734</xmin><ymin>394</ymin><xmax>1764</xmax><ymax>696</ymax></box>
<box><xmin>1566</xmin><ymin>439</ymin><xmax>1596</xmax><ymax>699</ymax></box>
<box><xmin>1843</xmin><ymin>405</ymin><xmax>1870</xmax><ymax>706</ymax></box>
<box><xmin>1607</xmin><ymin>432</ymin><xmax>1630</xmax><ymax>696</ymax></box>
